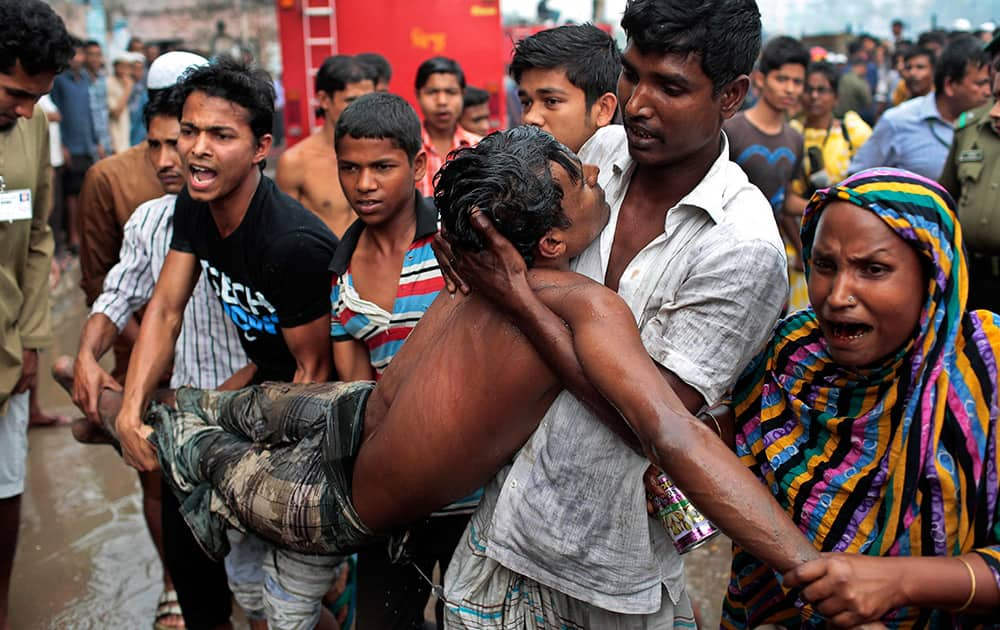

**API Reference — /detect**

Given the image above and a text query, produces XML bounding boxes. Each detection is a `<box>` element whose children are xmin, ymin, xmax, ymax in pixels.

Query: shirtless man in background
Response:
<box><xmin>275</xmin><ymin>55</ymin><xmax>374</xmax><ymax>237</ymax></box>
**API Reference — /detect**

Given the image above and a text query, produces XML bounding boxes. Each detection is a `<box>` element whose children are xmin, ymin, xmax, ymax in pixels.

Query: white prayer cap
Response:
<box><xmin>147</xmin><ymin>51</ymin><xmax>209</xmax><ymax>90</ymax></box>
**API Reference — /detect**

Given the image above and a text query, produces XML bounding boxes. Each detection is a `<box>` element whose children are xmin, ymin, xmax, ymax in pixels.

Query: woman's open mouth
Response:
<box><xmin>829</xmin><ymin>321</ymin><xmax>873</xmax><ymax>341</ymax></box>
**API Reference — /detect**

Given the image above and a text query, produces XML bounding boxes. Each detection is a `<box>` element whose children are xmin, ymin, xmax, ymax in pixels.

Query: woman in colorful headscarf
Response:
<box><xmin>722</xmin><ymin>168</ymin><xmax>1000</xmax><ymax>628</ymax></box>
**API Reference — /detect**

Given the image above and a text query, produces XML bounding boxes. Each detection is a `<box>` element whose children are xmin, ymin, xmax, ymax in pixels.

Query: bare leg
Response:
<box><xmin>50</xmin><ymin>359</ymin><xmax>119</xmax><ymax>445</ymax></box>
<box><xmin>65</xmin><ymin>194</ymin><xmax>80</xmax><ymax>251</ymax></box>
<box><xmin>0</xmin><ymin>495</ymin><xmax>19</xmax><ymax>630</ymax></box>
<box><xmin>316</xmin><ymin>608</ymin><xmax>339</xmax><ymax>630</ymax></box>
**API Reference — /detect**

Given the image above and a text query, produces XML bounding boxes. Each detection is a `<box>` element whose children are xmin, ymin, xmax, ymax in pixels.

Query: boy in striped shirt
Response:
<box><xmin>329</xmin><ymin>92</ymin><xmax>441</xmax><ymax>380</ymax></box>
<box><xmin>328</xmin><ymin>91</ymin><xmax>469</xmax><ymax>629</ymax></box>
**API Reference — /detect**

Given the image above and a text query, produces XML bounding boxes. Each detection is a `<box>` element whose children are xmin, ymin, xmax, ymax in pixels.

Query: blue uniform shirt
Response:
<box><xmin>849</xmin><ymin>93</ymin><xmax>953</xmax><ymax>180</ymax></box>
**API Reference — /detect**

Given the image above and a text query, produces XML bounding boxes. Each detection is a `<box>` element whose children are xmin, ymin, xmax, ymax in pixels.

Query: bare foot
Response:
<box><xmin>29</xmin><ymin>410</ymin><xmax>72</xmax><ymax>428</ymax></box>
<box><xmin>154</xmin><ymin>588</ymin><xmax>186</xmax><ymax>630</ymax></box>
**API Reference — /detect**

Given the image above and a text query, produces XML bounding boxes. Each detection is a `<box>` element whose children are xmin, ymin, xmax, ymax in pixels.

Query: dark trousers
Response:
<box><xmin>355</xmin><ymin>513</ymin><xmax>471</xmax><ymax>630</ymax></box>
<box><xmin>161</xmin><ymin>479</ymin><xmax>233</xmax><ymax>629</ymax></box>
<box><xmin>968</xmin><ymin>253</ymin><xmax>1000</xmax><ymax>313</ymax></box>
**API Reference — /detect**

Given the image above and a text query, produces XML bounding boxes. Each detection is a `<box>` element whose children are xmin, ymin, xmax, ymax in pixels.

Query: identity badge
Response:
<box><xmin>0</xmin><ymin>188</ymin><xmax>32</xmax><ymax>222</ymax></box>
<box><xmin>958</xmin><ymin>149</ymin><xmax>984</xmax><ymax>163</ymax></box>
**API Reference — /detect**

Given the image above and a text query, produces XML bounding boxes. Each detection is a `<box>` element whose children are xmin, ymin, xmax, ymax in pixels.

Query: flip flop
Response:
<box><xmin>153</xmin><ymin>588</ymin><xmax>185</xmax><ymax>630</ymax></box>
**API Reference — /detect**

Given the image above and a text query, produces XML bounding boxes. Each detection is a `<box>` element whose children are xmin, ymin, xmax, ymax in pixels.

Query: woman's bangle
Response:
<box><xmin>697</xmin><ymin>407</ymin><xmax>723</xmax><ymax>437</ymax></box>
<box><xmin>954</xmin><ymin>556</ymin><xmax>977</xmax><ymax>612</ymax></box>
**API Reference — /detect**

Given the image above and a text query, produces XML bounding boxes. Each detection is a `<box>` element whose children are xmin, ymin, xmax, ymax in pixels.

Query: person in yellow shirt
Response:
<box><xmin>787</xmin><ymin>60</ymin><xmax>872</xmax><ymax>310</ymax></box>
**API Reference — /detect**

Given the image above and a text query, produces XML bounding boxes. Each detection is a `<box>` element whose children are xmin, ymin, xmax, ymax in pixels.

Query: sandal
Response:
<box><xmin>153</xmin><ymin>589</ymin><xmax>185</xmax><ymax>630</ymax></box>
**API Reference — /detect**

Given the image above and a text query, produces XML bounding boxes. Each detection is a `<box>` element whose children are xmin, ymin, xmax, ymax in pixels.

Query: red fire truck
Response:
<box><xmin>276</xmin><ymin>0</ymin><xmax>507</xmax><ymax>147</ymax></box>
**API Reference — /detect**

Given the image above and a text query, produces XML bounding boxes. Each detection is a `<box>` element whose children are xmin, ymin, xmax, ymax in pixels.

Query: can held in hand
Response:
<box><xmin>648</xmin><ymin>471</ymin><xmax>719</xmax><ymax>554</ymax></box>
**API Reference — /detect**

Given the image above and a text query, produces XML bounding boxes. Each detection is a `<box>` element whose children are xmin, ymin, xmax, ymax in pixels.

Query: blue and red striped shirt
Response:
<box><xmin>329</xmin><ymin>193</ymin><xmax>444</xmax><ymax>378</ymax></box>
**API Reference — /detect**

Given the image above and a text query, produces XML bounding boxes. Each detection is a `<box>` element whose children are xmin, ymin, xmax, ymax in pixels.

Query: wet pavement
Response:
<box><xmin>10</xmin><ymin>260</ymin><xmax>732</xmax><ymax>629</ymax></box>
<box><xmin>10</xmin><ymin>261</ymin><xmax>167</xmax><ymax>629</ymax></box>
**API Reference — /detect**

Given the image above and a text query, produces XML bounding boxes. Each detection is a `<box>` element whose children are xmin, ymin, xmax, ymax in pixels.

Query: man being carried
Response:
<box><xmin>92</xmin><ymin>127</ymin><xmax>820</xmax><ymax>599</ymax></box>
<box><xmin>276</xmin><ymin>55</ymin><xmax>375</xmax><ymax>237</ymax></box>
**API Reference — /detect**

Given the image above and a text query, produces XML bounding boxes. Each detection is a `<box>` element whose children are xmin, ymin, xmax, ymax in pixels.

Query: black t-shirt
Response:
<box><xmin>170</xmin><ymin>175</ymin><xmax>338</xmax><ymax>383</ymax></box>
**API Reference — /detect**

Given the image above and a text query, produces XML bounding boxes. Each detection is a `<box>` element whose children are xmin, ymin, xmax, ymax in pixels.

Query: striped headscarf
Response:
<box><xmin>722</xmin><ymin>168</ymin><xmax>1000</xmax><ymax>628</ymax></box>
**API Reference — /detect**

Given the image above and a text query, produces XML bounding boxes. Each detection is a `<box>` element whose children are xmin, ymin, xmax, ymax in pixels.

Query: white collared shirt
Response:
<box><xmin>452</xmin><ymin>125</ymin><xmax>789</xmax><ymax>613</ymax></box>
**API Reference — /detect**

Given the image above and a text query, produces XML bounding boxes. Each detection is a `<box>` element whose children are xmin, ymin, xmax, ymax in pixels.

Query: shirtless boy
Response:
<box><xmin>275</xmin><ymin>55</ymin><xmax>374</xmax><ymax>237</ymax></box>
<box><xmin>113</xmin><ymin>127</ymin><xmax>818</xmax><ymax>586</ymax></box>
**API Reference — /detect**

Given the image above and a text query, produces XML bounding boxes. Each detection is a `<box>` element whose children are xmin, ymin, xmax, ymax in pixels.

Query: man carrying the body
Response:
<box><xmin>90</xmin><ymin>127</ymin><xmax>820</xmax><ymax>612</ymax></box>
<box><xmin>276</xmin><ymin>55</ymin><xmax>375</xmax><ymax>238</ymax></box>
<box><xmin>57</xmin><ymin>85</ymin><xmax>249</xmax><ymax>630</ymax></box>
<box><xmin>115</xmin><ymin>57</ymin><xmax>340</xmax><ymax>630</ymax></box>
<box><xmin>443</xmin><ymin>0</ymin><xmax>791</xmax><ymax>625</ymax></box>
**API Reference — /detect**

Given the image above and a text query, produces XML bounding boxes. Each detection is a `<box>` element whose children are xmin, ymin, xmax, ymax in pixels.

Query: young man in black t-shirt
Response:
<box><xmin>114</xmin><ymin>58</ymin><xmax>340</xmax><ymax>629</ymax></box>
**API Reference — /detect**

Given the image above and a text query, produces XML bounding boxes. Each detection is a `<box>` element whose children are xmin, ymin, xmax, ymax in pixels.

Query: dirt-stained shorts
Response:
<box><xmin>151</xmin><ymin>381</ymin><xmax>377</xmax><ymax>558</ymax></box>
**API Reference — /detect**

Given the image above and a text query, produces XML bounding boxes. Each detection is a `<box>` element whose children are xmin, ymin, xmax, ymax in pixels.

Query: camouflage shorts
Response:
<box><xmin>150</xmin><ymin>380</ymin><xmax>377</xmax><ymax>560</ymax></box>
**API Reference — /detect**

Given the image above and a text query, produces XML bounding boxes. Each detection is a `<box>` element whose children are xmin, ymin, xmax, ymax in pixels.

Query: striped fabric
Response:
<box><xmin>417</xmin><ymin>126</ymin><xmax>481</xmax><ymax>198</ymax></box>
<box><xmin>723</xmin><ymin>168</ymin><xmax>1000</xmax><ymax>628</ymax></box>
<box><xmin>330</xmin><ymin>234</ymin><xmax>443</xmax><ymax>377</ymax></box>
<box><xmin>91</xmin><ymin>194</ymin><xmax>249</xmax><ymax>389</ymax></box>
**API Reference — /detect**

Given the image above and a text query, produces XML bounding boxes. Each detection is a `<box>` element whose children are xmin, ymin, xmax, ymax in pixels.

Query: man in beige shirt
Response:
<box><xmin>0</xmin><ymin>2</ymin><xmax>73</xmax><ymax>626</ymax></box>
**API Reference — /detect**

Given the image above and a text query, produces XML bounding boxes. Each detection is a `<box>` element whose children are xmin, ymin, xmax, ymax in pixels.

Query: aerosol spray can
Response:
<box><xmin>647</xmin><ymin>470</ymin><xmax>719</xmax><ymax>554</ymax></box>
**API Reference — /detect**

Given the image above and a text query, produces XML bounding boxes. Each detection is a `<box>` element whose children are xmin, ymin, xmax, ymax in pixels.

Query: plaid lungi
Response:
<box><xmin>149</xmin><ymin>380</ymin><xmax>377</xmax><ymax>560</ymax></box>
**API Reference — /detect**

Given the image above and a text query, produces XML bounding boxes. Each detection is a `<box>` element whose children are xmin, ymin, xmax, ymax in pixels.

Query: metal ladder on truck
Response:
<box><xmin>290</xmin><ymin>0</ymin><xmax>338</xmax><ymax>138</ymax></box>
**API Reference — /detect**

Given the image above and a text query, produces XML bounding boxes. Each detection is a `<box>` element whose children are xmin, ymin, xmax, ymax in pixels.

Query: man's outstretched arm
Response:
<box><xmin>117</xmin><ymin>249</ymin><xmax>199</xmax><ymax>471</ymax></box>
<box><xmin>541</xmin><ymin>279</ymin><xmax>820</xmax><ymax>572</ymax></box>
